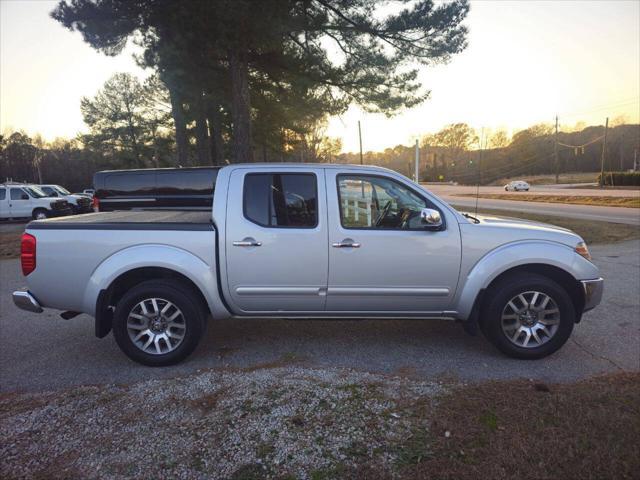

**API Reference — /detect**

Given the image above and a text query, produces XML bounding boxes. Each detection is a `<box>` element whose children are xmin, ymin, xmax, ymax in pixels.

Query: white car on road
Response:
<box><xmin>504</xmin><ymin>181</ymin><xmax>530</xmax><ymax>192</ymax></box>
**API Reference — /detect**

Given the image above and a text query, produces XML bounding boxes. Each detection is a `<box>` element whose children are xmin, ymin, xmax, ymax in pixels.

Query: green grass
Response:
<box><xmin>452</xmin><ymin>205</ymin><xmax>640</xmax><ymax>244</ymax></box>
<box><xmin>457</xmin><ymin>193</ymin><xmax>640</xmax><ymax>208</ymax></box>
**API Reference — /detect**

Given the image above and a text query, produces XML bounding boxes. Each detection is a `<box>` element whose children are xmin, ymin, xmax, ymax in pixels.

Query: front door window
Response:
<box><xmin>337</xmin><ymin>175</ymin><xmax>428</xmax><ymax>230</ymax></box>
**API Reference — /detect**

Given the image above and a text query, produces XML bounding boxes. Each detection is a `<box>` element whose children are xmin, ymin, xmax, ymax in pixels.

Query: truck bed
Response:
<box><xmin>27</xmin><ymin>211</ymin><xmax>213</xmax><ymax>231</ymax></box>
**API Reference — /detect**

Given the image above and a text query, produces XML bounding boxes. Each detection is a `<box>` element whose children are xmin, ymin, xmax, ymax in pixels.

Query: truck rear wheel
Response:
<box><xmin>481</xmin><ymin>273</ymin><xmax>575</xmax><ymax>359</ymax></box>
<box><xmin>112</xmin><ymin>280</ymin><xmax>205</xmax><ymax>366</ymax></box>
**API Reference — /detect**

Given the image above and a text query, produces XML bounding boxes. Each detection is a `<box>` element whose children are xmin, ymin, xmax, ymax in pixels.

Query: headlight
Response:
<box><xmin>575</xmin><ymin>241</ymin><xmax>591</xmax><ymax>261</ymax></box>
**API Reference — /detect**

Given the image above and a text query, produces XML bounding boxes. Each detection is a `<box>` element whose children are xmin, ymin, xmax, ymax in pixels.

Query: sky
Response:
<box><xmin>1</xmin><ymin>0</ymin><xmax>639</xmax><ymax>153</ymax></box>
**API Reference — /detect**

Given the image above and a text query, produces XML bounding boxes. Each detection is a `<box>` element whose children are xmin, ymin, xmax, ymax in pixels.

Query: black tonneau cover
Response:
<box><xmin>28</xmin><ymin>211</ymin><xmax>213</xmax><ymax>231</ymax></box>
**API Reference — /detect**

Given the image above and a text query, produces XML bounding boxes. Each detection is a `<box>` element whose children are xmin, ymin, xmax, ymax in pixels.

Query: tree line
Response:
<box><xmin>337</xmin><ymin>121</ymin><xmax>640</xmax><ymax>184</ymax></box>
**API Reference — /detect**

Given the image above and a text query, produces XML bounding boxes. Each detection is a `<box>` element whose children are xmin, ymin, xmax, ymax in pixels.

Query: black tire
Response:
<box><xmin>32</xmin><ymin>208</ymin><xmax>49</xmax><ymax>220</ymax></box>
<box><xmin>112</xmin><ymin>280</ymin><xmax>206</xmax><ymax>366</ymax></box>
<box><xmin>481</xmin><ymin>273</ymin><xmax>575</xmax><ymax>359</ymax></box>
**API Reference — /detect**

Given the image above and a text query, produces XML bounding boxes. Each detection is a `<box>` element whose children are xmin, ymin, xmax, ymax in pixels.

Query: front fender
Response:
<box><xmin>456</xmin><ymin>240</ymin><xmax>599</xmax><ymax>320</ymax></box>
<box><xmin>82</xmin><ymin>244</ymin><xmax>230</xmax><ymax>320</ymax></box>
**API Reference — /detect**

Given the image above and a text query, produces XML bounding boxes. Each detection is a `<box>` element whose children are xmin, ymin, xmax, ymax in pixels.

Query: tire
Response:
<box><xmin>112</xmin><ymin>280</ymin><xmax>206</xmax><ymax>366</ymax></box>
<box><xmin>32</xmin><ymin>209</ymin><xmax>49</xmax><ymax>220</ymax></box>
<box><xmin>481</xmin><ymin>273</ymin><xmax>575</xmax><ymax>359</ymax></box>
<box><xmin>504</xmin><ymin>186</ymin><xmax>509</xmax><ymax>191</ymax></box>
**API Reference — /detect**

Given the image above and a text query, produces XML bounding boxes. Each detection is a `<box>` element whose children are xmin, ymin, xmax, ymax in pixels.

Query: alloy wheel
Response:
<box><xmin>126</xmin><ymin>298</ymin><xmax>186</xmax><ymax>355</ymax></box>
<box><xmin>500</xmin><ymin>290</ymin><xmax>560</xmax><ymax>348</ymax></box>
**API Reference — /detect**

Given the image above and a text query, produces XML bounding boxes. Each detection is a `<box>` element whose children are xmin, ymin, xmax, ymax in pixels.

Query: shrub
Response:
<box><xmin>597</xmin><ymin>171</ymin><xmax>640</xmax><ymax>186</ymax></box>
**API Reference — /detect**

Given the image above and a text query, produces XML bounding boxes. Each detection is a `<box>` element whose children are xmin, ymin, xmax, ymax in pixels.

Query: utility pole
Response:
<box><xmin>633</xmin><ymin>149</ymin><xmax>638</xmax><ymax>171</ymax></box>
<box><xmin>554</xmin><ymin>115</ymin><xmax>559</xmax><ymax>184</ymax></box>
<box><xmin>414</xmin><ymin>139</ymin><xmax>420</xmax><ymax>183</ymax></box>
<box><xmin>599</xmin><ymin>117</ymin><xmax>609</xmax><ymax>187</ymax></box>
<box><xmin>619</xmin><ymin>133</ymin><xmax>624</xmax><ymax>171</ymax></box>
<box><xmin>358</xmin><ymin>121</ymin><xmax>363</xmax><ymax>165</ymax></box>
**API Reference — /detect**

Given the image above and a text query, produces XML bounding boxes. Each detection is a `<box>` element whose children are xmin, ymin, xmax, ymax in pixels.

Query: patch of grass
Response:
<box><xmin>402</xmin><ymin>372</ymin><xmax>640</xmax><ymax>480</ymax></box>
<box><xmin>457</xmin><ymin>193</ymin><xmax>640</xmax><ymax>208</ymax></box>
<box><xmin>452</xmin><ymin>205</ymin><xmax>640</xmax><ymax>244</ymax></box>
<box><xmin>239</xmin><ymin>352</ymin><xmax>306</xmax><ymax>373</ymax></box>
<box><xmin>478</xmin><ymin>410</ymin><xmax>498</xmax><ymax>431</ymax></box>
<box><xmin>188</xmin><ymin>386</ymin><xmax>230</xmax><ymax>412</ymax></box>
<box><xmin>256</xmin><ymin>442</ymin><xmax>275</xmax><ymax>459</ymax></box>
<box><xmin>309</xmin><ymin>463</ymin><xmax>348</xmax><ymax>480</ymax></box>
<box><xmin>0</xmin><ymin>231</ymin><xmax>21</xmax><ymax>259</ymax></box>
<box><xmin>394</xmin><ymin>426</ymin><xmax>432</xmax><ymax>467</ymax></box>
<box><xmin>230</xmin><ymin>463</ymin><xmax>267</xmax><ymax>480</ymax></box>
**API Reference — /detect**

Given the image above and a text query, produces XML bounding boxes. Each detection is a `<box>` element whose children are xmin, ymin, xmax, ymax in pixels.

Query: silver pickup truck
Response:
<box><xmin>13</xmin><ymin>164</ymin><xmax>603</xmax><ymax>366</ymax></box>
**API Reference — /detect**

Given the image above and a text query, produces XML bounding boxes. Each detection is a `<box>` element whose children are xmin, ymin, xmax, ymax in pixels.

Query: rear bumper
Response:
<box><xmin>581</xmin><ymin>278</ymin><xmax>604</xmax><ymax>312</ymax></box>
<box><xmin>12</xmin><ymin>290</ymin><xmax>43</xmax><ymax>313</ymax></box>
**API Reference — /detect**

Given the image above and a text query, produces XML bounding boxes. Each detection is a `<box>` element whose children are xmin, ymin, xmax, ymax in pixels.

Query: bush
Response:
<box><xmin>597</xmin><ymin>171</ymin><xmax>640</xmax><ymax>186</ymax></box>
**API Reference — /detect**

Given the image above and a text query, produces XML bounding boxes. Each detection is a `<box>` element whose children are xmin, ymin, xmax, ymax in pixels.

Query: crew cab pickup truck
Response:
<box><xmin>12</xmin><ymin>164</ymin><xmax>603</xmax><ymax>366</ymax></box>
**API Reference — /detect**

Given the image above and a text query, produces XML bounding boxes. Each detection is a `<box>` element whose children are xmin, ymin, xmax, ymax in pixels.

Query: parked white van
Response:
<box><xmin>0</xmin><ymin>183</ymin><xmax>72</xmax><ymax>220</ymax></box>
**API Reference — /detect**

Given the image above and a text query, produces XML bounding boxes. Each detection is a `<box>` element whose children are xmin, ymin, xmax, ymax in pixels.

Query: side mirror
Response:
<box><xmin>420</xmin><ymin>208</ymin><xmax>442</xmax><ymax>228</ymax></box>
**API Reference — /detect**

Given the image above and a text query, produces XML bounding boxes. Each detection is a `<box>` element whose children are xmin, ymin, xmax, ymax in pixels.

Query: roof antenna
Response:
<box><xmin>474</xmin><ymin>128</ymin><xmax>485</xmax><ymax>217</ymax></box>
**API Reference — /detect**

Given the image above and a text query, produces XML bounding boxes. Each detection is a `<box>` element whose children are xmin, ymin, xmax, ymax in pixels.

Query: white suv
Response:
<box><xmin>0</xmin><ymin>184</ymin><xmax>72</xmax><ymax>220</ymax></box>
<box><xmin>504</xmin><ymin>180</ymin><xmax>530</xmax><ymax>192</ymax></box>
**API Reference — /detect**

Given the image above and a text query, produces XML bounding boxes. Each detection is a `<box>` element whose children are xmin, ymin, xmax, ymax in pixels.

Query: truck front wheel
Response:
<box><xmin>112</xmin><ymin>280</ymin><xmax>205</xmax><ymax>366</ymax></box>
<box><xmin>481</xmin><ymin>273</ymin><xmax>575</xmax><ymax>359</ymax></box>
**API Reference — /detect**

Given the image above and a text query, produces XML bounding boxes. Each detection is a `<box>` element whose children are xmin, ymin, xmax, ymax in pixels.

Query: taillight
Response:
<box><xmin>21</xmin><ymin>233</ymin><xmax>36</xmax><ymax>276</ymax></box>
<box><xmin>92</xmin><ymin>196</ymin><xmax>100</xmax><ymax>212</ymax></box>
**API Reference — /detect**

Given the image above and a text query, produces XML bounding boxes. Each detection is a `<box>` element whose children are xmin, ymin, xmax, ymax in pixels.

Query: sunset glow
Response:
<box><xmin>1</xmin><ymin>0</ymin><xmax>638</xmax><ymax>152</ymax></box>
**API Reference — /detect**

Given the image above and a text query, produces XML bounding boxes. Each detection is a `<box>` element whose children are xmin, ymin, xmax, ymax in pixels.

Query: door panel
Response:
<box><xmin>225</xmin><ymin>169</ymin><xmax>328</xmax><ymax>313</ymax></box>
<box><xmin>9</xmin><ymin>188</ymin><xmax>32</xmax><ymax>217</ymax></box>
<box><xmin>325</xmin><ymin>171</ymin><xmax>461</xmax><ymax>313</ymax></box>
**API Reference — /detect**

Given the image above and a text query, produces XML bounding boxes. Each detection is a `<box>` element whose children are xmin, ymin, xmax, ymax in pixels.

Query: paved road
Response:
<box><xmin>424</xmin><ymin>185</ymin><xmax>640</xmax><ymax>225</ymax></box>
<box><xmin>1</xmin><ymin>240</ymin><xmax>638</xmax><ymax>393</ymax></box>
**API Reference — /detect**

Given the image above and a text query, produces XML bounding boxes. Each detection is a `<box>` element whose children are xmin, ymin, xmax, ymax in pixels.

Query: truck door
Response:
<box><xmin>225</xmin><ymin>168</ymin><xmax>328</xmax><ymax>313</ymax></box>
<box><xmin>9</xmin><ymin>188</ymin><xmax>32</xmax><ymax>217</ymax></box>
<box><xmin>325</xmin><ymin>170</ymin><xmax>461</xmax><ymax>313</ymax></box>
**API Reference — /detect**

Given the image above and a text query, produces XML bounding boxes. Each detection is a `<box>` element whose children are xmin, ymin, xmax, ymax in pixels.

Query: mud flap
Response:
<box><xmin>95</xmin><ymin>289</ymin><xmax>113</xmax><ymax>338</ymax></box>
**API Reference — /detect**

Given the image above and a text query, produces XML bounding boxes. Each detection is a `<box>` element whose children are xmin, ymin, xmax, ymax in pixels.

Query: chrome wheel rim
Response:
<box><xmin>35</xmin><ymin>212</ymin><xmax>47</xmax><ymax>220</ymax></box>
<box><xmin>501</xmin><ymin>291</ymin><xmax>560</xmax><ymax>348</ymax></box>
<box><xmin>127</xmin><ymin>298</ymin><xmax>186</xmax><ymax>355</ymax></box>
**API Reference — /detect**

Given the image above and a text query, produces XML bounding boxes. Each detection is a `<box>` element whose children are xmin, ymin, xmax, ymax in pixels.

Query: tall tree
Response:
<box><xmin>52</xmin><ymin>0</ymin><xmax>470</xmax><ymax>164</ymax></box>
<box><xmin>80</xmin><ymin>73</ymin><xmax>173</xmax><ymax>167</ymax></box>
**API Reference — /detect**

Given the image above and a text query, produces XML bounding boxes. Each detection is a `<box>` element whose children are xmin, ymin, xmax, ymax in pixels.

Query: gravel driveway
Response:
<box><xmin>1</xmin><ymin>240</ymin><xmax>639</xmax><ymax>393</ymax></box>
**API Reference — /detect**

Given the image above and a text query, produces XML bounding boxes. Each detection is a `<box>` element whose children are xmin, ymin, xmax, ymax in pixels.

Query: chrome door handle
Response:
<box><xmin>233</xmin><ymin>240</ymin><xmax>262</xmax><ymax>247</ymax></box>
<box><xmin>332</xmin><ymin>242</ymin><xmax>360</xmax><ymax>248</ymax></box>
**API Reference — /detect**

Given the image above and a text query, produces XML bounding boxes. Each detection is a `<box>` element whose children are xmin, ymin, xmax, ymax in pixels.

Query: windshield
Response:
<box><xmin>53</xmin><ymin>185</ymin><xmax>71</xmax><ymax>195</ymax></box>
<box><xmin>24</xmin><ymin>186</ymin><xmax>48</xmax><ymax>198</ymax></box>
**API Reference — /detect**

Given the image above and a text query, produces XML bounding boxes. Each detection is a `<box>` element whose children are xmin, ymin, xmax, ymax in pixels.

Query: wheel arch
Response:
<box><xmin>477</xmin><ymin>264</ymin><xmax>585</xmax><ymax>326</ymax></box>
<box><xmin>84</xmin><ymin>244</ymin><xmax>230</xmax><ymax>338</ymax></box>
<box><xmin>456</xmin><ymin>240</ymin><xmax>595</xmax><ymax>323</ymax></box>
<box><xmin>95</xmin><ymin>267</ymin><xmax>210</xmax><ymax>338</ymax></box>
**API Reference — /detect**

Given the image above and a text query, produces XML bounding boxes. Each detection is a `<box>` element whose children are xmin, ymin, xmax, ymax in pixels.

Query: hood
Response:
<box><xmin>459</xmin><ymin>212</ymin><xmax>582</xmax><ymax>247</ymax></box>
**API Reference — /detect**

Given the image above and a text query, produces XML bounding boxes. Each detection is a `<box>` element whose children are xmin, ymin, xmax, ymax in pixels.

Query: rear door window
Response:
<box><xmin>10</xmin><ymin>188</ymin><xmax>27</xmax><ymax>200</ymax></box>
<box><xmin>0</xmin><ymin>188</ymin><xmax>5</xmax><ymax>200</ymax></box>
<box><xmin>157</xmin><ymin>170</ymin><xmax>215</xmax><ymax>195</ymax></box>
<box><xmin>244</xmin><ymin>173</ymin><xmax>317</xmax><ymax>228</ymax></box>
<box><xmin>104</xmin><ymin>172</ymin><xmax>155</xmax><ymax>195</ymax></box>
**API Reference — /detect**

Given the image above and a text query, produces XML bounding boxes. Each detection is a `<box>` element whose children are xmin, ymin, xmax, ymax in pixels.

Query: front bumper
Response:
<box><xmin>12</xmin><ymin>291</ymin><xmax>43</xmax><ymax>313</ymax></box>
<box><xmin>51</xmin><ymin>207</ymin><xmax>73</xmax><ymax>217</ymax></box>
<box><xmin>581</xmin><ymin>278</ymin><xmax>604</xmax><ymax>312</ymax></box>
